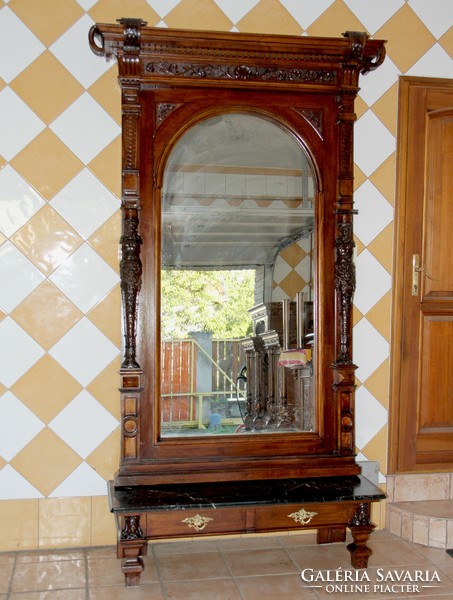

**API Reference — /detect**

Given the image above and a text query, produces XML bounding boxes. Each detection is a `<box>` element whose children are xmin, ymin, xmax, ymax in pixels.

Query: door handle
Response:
<box><xmin>412</xmin><ymin>254</ymin><xmax>435</xmax><ymax>296</ymax></box>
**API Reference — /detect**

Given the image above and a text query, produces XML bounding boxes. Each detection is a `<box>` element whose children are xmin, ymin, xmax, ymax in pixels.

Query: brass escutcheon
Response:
<box><xmin>181</xmin><ymin>514</ymin><xmax>214</xmax><ymax>532</ymax></box>
<box><xmin>288</xmin><ymin>508</ymin><xmax>318</xmax><ymax>525</ymax></box>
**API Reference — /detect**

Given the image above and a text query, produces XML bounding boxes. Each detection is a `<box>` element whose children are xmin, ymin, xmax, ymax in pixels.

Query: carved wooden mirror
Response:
<box><xmin>90</xmin><ymin>21</ymin><xmax>386</xmax><ymax>586</ymax></box>
<box><xmin>89</xmin><ymin>19</ymin><xmax>386</xmax><ymax>485</ymax></box>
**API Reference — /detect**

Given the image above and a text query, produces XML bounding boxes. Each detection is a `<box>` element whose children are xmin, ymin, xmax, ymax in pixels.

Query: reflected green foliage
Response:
<box><xmin>161</xmin><ymin>269</ymin><xmax>255</xmax><ymax>340</ymax></box>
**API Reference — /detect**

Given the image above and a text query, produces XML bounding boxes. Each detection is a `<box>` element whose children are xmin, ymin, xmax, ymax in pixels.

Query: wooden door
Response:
<box><xmin>389</xmin><ymin>76</ymin><xmax>453</xmax><ymax>473</ymax></box>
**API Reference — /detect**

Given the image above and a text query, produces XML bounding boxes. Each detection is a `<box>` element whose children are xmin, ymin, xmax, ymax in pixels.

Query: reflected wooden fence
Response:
<box><xmin>161</xmin><ymin>338</ymin><xmax>246</xmax><ymax>427</ymax></box>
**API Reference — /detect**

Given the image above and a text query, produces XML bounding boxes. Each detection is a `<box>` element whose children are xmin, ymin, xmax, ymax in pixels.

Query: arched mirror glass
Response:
<box><xmin>161</xmin><ymin>113</ymin><xmax>316</xmax><ymax>437</ymax></box>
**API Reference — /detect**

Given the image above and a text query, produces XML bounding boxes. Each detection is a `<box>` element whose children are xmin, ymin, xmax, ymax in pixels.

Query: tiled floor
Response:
<box><xmin>1</xmin><ymin>530</ymin><xmax>453</xmax><ymax>599</ymax></box>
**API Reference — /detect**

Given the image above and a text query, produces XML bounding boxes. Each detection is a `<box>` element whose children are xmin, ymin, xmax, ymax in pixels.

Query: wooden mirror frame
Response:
<box><xmin>89</xmin><ymin>20</ymin><xmax>386</xmax><ymax>488</ymax></box>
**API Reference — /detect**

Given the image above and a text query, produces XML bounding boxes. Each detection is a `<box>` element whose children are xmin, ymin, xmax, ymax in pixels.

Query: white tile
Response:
<box><xmin>355</xmin><ymin>385</ymin><xmax>387</xmax><ymax>449</ymax></box>
<box><xmin>49</xmin><ymin>243</ymin><xmax>119</xmax><ymax>313</ymax></box>
<box><xmin>0</xmin><ymin>392</ymin><xmax>45</xmax><ymax>461</ymax></box>
<box><xmin>354</xmin><ymin>249</ymin><xmax>391</xmax><ymax>314</ymax></box>
<box><xmin>353</xmin><ymin>317</ymin><xmax>389</xmax><ymax>383</ymax></box>
<box><xmin>358</xmin><ymin>55</ymin><xmax>400</xmax><ymax>107</ymax></box>
<box><xmin>0</xmin><ymin>242</ymin><xmax>45</xmax><ymax>312</ymax></box>
<box><xmin>0</xmin><ymin>465</ymin><xmax>44</xmax><ymax>500</ymax></box>
<box><xmin>355</xmin><ymin>180</ymin><xmax>393</xmax><ymax>246</ymax></box>
<box><xmin>0</xmin><ymin>165</ymin><xmax>45</xmax><ymax>237</ymax></box>
<box><xmin>408</xmin><ymin>0</ymin><xmax>453</xmax><ymax>39</ymax></box>
<box><xmin>278</xmin><ymin>0</ymin><xmax>336</xmax><ymax>29</ymax></box>
<box><xmin>406</xmin><ymin>43</ymin><xmax>453</xmax><ymax>79</ymax></box>
<box><xmin>0</xmin><ymin>7</ymin><xmax>45</xmax><ymax>83</ymax></box>
<box><xmin>148</xmin><ymin>0</ymin><xmax>185</xmax><ymax>18</ymax></box>
<box><xmin>294</xmin><ymin>255</ymin><xmax>312</xmax><ymax>282</ymax></box>
<box><xmin>75</xmin><ymin>0</ymin><xmax>98</xmax><ymax>9</ymax></box>
<box><xmin>354</xmin><ymin>110</ymin><xmax>396</xmax><ymax>177</ymax></box>
<box><xmin>343</xmin><ymin>0</ymin><xmax>405</xmax><ymax>34</ymax></box>
<box><xmin>51</xmin><ymin>169</ymin><xmax>119</xmax><ymax>239</ymax></box>
<box><xmin>0</xmin><ymin>88</ymin><xmax>45</xmax><ymax>161</ymax></box>
<box><xmin>272</xmin><ymin>255</ymin><xmax>292</xmax><ymax>284</ymax></box>
<box><xmin>49</xmin><ymin>390</ymin><xmax>118</xmax><ymax>459</ymax></box>
<box><xmin>271</xmin><ymin>286</ymin><xmax>290</xmax><ymax>302</ymax></box>
<box><xmin>50</xmin><ymin>92</ymin><xmax>120</xmax><ymax>165</ymax></box>
<box><xmin>212</xmin><ymin>0</ymin><xmax>260</xmax><ymax>24</ymax></box>
<box><xmin>49</xmin><ymin>461</ymin><xmax>108</xmax><ymax>497</ymax></box>
<box><xmin>49</xmin><ymin>317</ymin><xmax>119</xmax><ymax>386</ymax></box>
<box><xmin>50</xmin><ymin>14</ymin><xmax>112</xmax><ymax>89</ymax></box>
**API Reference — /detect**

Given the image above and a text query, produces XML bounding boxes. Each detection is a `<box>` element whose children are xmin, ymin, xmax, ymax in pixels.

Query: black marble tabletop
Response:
<box><xmin>108</xmin><ymin>475</ymin><xmax>385</xmax><ymax>512</ymax></box>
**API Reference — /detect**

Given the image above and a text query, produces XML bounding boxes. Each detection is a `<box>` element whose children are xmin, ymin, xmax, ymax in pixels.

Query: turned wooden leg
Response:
<box><xmin>120</xmin><ymin>539</ymin><xmax>148</xmax><ymax>586</ymax></box>
<box><xmin>317</xmin><ymin>526</ymin><xmax>346</xmax><ymax>544</ymax></box>
<box><xmin>119</xmin><ymin>515</ymin><xmax>148</xmax><ymax>587</ymax></box>
<box><xmin>347</xmin><ymin>502</ymin><xmax>375</xmax><ymax>568</ymax></box>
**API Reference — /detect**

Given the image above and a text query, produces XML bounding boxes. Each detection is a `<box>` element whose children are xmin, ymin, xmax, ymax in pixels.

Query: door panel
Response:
<box><xmin>390</xmin><ymin>77</ymin><xmax>453</xmax><ymax>473</ymax></box>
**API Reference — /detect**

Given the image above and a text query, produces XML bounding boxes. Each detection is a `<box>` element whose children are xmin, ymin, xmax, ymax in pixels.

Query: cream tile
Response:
<box><xmin>369</xmin><ymin>154</ymin><xmax>397</xmax><ymax>207</ymax></box>
<box><xmin>238</xmin><ymin>0</ymin><xmax>302</xmax><ymax>34</ymax></box>
<box><xmin>376</xmin><ymin>4</ymin><xmax>436</xmax><ymax>73</ymax></box>
<box><xmin>87</xmin><ymin>212</ymin><xmax>121</xmax><ymax>273</ymax></box>
<box><xmin>88</xmin><ymin>66</ymin><xmax>121</xmax><ymax>124</ymax></box>
<box><xmin>8</xmin><ymin>0</ymin><xmax>84</xmax><ymax>46</ymax></box>
<box><xmin>11</xmin><ymin>205</ymin><xmax>83</xmax><ymax>276</ymax></box>
<box><xmin>10</xmin><ymin>51</ymin><xmax>84</xmax><ymax>125</ymax></box>
<box><xmin>88</xmin><ymin>137</ymin><xmax>121</xmax><ymax>198</ymax></box>
<box><xmin>371</xmin><ymin>82</ymin><xmax>399</xmax><ymax>137</ymax></box>
<box><xmin>90</xmin><ymin>496</ymin><xmax>117</xmax><ymax>546</ymax></box>
<box><xmin>165</xmin><ymin>0</ymin><xmax>233</xmax><ymax>30</ymax></box>
<box><xmin>11</xmin><ymin>282</ymin><xmax>83</xmax><ymax>352</ymax></box>
<box><xmin>87</xmin><ymin>286</ymin><xmax>121</xmax><ymax>347</ymax></box>
<box><xmin>439</xmin><ymin>25</ymin><xmax>453</xmax><ymax>60</ymax></box>
<box><xmin>361</xmin><ymin>425</ymin><xmax>388</xmax><ymax>475</ymax></box>
<box><xmin>401</xmin><ymin>510</ymin><xmax>414</xmax><ymax>541</ymax></box>
<box><xmin>39</xmin><ymin>497</ymin><xmax>91</xmax><ymax>548</ymax></box>
<box><xmin>11</xmin><ymin>428</ymin><xmax>82</xmax><ymax>497</ymax></box>
<box><xmin>86</xmin><ymin>356</ymin><xmax>122</xmax><ymax>419</ymax></box>
<box><xmin>89</xmin><ymin>0</ymin><xmax>160</xmax><ymax>26</ymax></box>
<box><xmin>11</xmin><ymin>129</ymin><xmax>83</xmax><ymax>200</ymax></box>
<box><xmin>363</xmin><ymin>359</ymin><xmax>390</xmax><ymax>410</ymax></box>
<box><xmin>86</xmin><ymin>429</ymin><xmax>120</xmax><ymax>482</ymax></box>
<box><xmin>11</xmin><ymin>352</ymin><xmax>81</xmax><ymax>424</ymax></box>
<box><xmin>429</xmin><ymin>517</ymin><xmax>447</xmax><ymax>548</ymax></box>
<box><xmin>306</xmin><ymin>1</ymin><xmax>364</xmax><ymax>37</ymax></box>
<box><xmin>0</xmin><ymin>499</ymin><xmax>39</xmax><ymax>551</ymax></box>
<box><xmin>365</xmin><ymin>290</ymin><xmax>392</xmax><ymax>342</ymax></box>
<box><xmin>166</xmin><ymin>578</ymin><xmax>242</xmax><ymax>600</ymax></box>
<box><xmin>387</xmin><ymin>506</ymin><xmax>402</xmax><ymax>537</ymax></box>
<box><xmin>0</xmin><ymin>553</ymin><xmax>14</xmax><ymax>594</ymax></box>
<box><xmin>368</xmin><ymin>224</ymin><xmax>394</xmax><ymax>276</ymax></box>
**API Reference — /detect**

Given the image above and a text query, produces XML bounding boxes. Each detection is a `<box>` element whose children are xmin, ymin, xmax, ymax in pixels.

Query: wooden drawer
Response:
<box><xmin>144</xmin><ymin>506</ymin><xmax>248</xmax><ymax>538</ymax></box>
<box><xmin>254</xmin><ymin>501</ymin><xmax>357</xmax><ymax>533</ymax></box>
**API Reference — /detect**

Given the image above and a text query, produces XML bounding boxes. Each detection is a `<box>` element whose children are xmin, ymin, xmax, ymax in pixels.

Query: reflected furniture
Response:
<box><xmin>90</xmin><ymin>20</ymin><xmax>386</xmax><ymax>586</ymax></box>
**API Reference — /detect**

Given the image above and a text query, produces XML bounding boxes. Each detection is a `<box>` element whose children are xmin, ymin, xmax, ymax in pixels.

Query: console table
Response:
<box><xmin>109</xmin><ymin>475</ymin><xmax>385</xmax><ymax>586</ymax></box>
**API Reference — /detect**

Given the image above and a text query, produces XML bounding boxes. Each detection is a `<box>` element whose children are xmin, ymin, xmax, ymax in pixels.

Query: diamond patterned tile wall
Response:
<box><xmin>0</xmin><ymin>0</ymin><xmax>452</xmax><ymax>550</ymax></box>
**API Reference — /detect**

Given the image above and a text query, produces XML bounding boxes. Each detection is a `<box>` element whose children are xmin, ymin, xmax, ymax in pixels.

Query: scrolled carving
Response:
<box><xmin>334</xmin><ymin>221</ymin><xmax>355</xmax><ymax>364</ymax></box>
<box><xmin>121</xmin><ymin>515</ymin><xmax>144</xmax><ymax>540</ymax></box>
<box><xmin>146</xmin><ymin>61</ymin><xmax>337</xmax><ymax>84</ymax></box>
<box><xmin>117</xmin><ymin>18</ymin><xmax>147</xmax><ymax>77</ymax></box>
<box><xmin>120</xmin><ymin>214</ymin><xmax>142</xmax><ymax>369</ymax></box>
<box><xmin>343</xmin><ymin>31</ymin><xmax>386</xmax><ymax>74</ymax></box>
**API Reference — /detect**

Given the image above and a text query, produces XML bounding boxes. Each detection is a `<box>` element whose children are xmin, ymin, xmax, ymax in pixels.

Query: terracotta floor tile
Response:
<box><xmin>237</xmin><ymin>573</ymin><xmax>318</xmax><ymax>599</ymax></box>
<box><xmin>157</xmin><ymin>550</ymin><xmax>230</xmax><ymax>581</ymax></box>
<box><xmin>165</xmin><ymin>578</ymin><xmax>242</xmax><ymax>599</ymax></box>
<box><xmin>367</xmin><ymin>539</ymin><xmax>431</xmax><ymax>567</ymax></box>
<box><xmin>89</xmin><ymin>582</ymin><xmax>165</xmax><ymax>599</ymax></box>
<box><xmin>287</xmin><ymin>543</ymin><xmax>353</xmax><ymax>571</ymax></box>
<box><xmin>0</xmin><ymin>553</ymin><xmax>15</xmax><ymax>593</ymax></box>
<box><xmin>15</xmin><ymin>550</ymin><xmax>85</xmax><ymax>563</ymax></box>
<box><xmin>9</xmin><ymin>590</ymin><xmax>87</xmax><ymax>599</ymax></box>
<box><xmin>152</xmin><ymin>538</ymin><xmax>219</xmax><ymax>555</ymax></box>
<box><xmin>223</xmin><ymin>547</ymin><xmax>298</xmax><ymax>577</ymax></box>
<box><xmin>88</xmin><ymin>556</ymin><xmax>159</xmax><ymax>587</ymax></box>
<box><xmin>11</xmin><ymin>560</ymin><xmax>86</xmax><ymax>593</ymax></box>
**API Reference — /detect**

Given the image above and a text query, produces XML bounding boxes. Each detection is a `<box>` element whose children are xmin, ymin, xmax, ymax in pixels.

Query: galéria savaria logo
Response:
<box><xmin>301</xmin><ymin>568</ymin><xmax>443</xmax><ymax>595</ymax></box>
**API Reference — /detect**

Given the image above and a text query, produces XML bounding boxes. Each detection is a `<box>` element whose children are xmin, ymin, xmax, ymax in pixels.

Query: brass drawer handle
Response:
<box><xmin>288</xmin><ymin>508</ymin><xmax>317</xmax><ymax>525</ymax></box>
<box><xmin>181</xmin><ymin>514</ymin><xmax>213</xmax><ymax>532</ymax></box>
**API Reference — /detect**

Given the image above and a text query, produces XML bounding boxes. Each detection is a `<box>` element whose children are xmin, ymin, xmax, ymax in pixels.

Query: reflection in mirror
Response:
<box><xmin>161</xmin><ymin>114</ymin><xmax>316</xmax><ymax>437</ymax></box>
